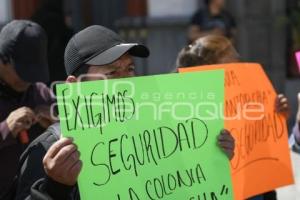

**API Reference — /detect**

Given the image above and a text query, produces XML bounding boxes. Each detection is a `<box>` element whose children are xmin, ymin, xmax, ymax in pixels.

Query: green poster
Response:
<box><xmin>56</xmin><ymin>70</ymin><xmax>232</xmax><ymax>200</ymax></box>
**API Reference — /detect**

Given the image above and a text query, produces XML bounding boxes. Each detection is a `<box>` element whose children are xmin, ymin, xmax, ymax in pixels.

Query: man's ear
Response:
<box><xmin>66</xmin><ymin>76</ymin><xmax>77</xmax><ymax>83</ymax></box>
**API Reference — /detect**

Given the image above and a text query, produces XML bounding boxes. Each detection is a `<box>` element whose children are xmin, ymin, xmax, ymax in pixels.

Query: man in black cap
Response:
<box><xmin>0</xmin><ymin>20</ymin><xmax>55</xmax><ymax>199</ymax></box>
<box><xmin>16</xmin><ymin>25</ymin><xmax>234</xmax><ymax>200</ymax></box>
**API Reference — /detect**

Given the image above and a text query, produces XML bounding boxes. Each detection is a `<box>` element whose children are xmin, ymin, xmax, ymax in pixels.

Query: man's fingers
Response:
<box><xmin>218</xmin><ymin>129</ymin><xmax>235</xmax><ymax>158</ymax></box>
<box><xmin>275</xmin><ymin>94</ymin><xmax>285</xmax><ymax>106</ymax></box>
<box><xmin>220</xmin><ymin>129</ymin><xmax>230</xmax><ymax>135</ymax></box>
<box><xmin>277</xmin><ymin>105</ymin><xmax>289</xmax><ymax>112</ymax></box>
<box><xmin>218</xmin><ymin>140</ymin><xmax>234</xmax><ymax>150</ymax></box>
<box><xmin>23</xmin><ymin>122</ymin><xmax>32</xmax><ymax>130</ymax></box>
<box><xmin>62</xmin><ymin>150</ymin><xmax>81</xmax><ymax>170</ymax></box>
<box><xmin>280</xmin><ymin>98</ymin><xmax>288</xmax><ymax>104</ymax></box>
<box><xmin>15</xmin><ymin>121</ymin><xmax>32</xmax><ymax>133</ymax></box>
<box><xmin>11</xmin><ymin>122</ymin><xmax>24</xmax><ymax>137</ymax></box>
<box><xmin>69</xmin><ymin>160</ymin><xmax>83</xmax><ymax>182</ymax></box>
<box><xmin>19</xmin><ymin>107</ymin><xmax>35</xmax><ymax>116</ymax></box>
<box><xmin>223</xmin><ymin>149</ymin><xmax>234</xmax><ymax>160</ymax></box>
<box><xmin>53</xmin><ymin>144</ymin><xmax>77</xmax><ymax>164</ymax></box>
<box><xmin>24</xmin><ymin>110</ymin><xmax>36</xmax><ymax>121</ymax></box>
<box><xmin>275</xmin><ymin>94</ymin><xmax>289</xmax><ymax>107</ymax></box>
<box><xmin>218</xmin><ymin>134</ymin><xmax>233</xmax><ymax>141</ymax></box>
<box><xmin>277</xmin><ymin>94</ymin><xmax>284</xmax><ymax>100</ymax></box>
<box><xmin>277</xmin><ymin>99</ymin><xmax>288</xmax><ymax>108</ymax></box>
<box><xmin>19</xmin><ymin>111</ymin><xmax>34</xmax><ymax>119</ymax></box>
<box><xmin>43</xmin><ymin>141</ymin><xmax>80</xmax><ymax>186</ymax></box>
<box><xmin>218</xmin><ymin>131</ymin><xmax>234</xmax><ymax>143</ymax></box>
<box><xmin>18</xmin><ymin>110</ymin><xmax>37</xmax><ymax>124</ymax></box>
<box><xmin>46</xmin><ymin>138</ymin><xmax>74</xmax><ymax>159</ymax></box>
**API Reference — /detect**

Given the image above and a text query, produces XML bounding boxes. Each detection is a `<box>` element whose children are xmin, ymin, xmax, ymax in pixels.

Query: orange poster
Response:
<box><xmin>179</xmin><ymin>63</ymin><xmax>294</xmax><ymax>200</ymax></box>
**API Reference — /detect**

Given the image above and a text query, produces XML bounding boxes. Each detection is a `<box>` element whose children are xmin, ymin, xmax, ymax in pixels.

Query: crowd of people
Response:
<box><xmin>0</xmin><ymin>0</ymin><xmax>298</xmax><ymax>200</ymax></box>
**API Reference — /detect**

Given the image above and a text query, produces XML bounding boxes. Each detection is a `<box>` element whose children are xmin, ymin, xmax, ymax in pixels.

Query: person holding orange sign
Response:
<box><xmin>175</xmin><ymin>35</ymin><xmax>291</xmax><ymax>200</ymax></box>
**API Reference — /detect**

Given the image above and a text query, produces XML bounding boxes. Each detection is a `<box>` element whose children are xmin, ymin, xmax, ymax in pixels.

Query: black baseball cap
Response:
<box><xmin>0</xmin><ymin>20</ymin><xmax>49</xmax><ymax>83</ymax></box>
<box><xmin>64</xmin><ymin>25</ymin><xmax>150</xmax><ymax>75</ymax></box>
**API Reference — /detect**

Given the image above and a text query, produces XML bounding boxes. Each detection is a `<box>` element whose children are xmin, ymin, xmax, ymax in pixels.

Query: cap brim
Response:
<box><xmin>86</xmin><ymin>43</ymin><xmax>149</xmax><ymax>66</ymax></box>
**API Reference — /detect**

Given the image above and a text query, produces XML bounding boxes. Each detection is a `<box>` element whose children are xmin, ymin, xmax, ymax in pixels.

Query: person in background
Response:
<box><xmin>32</xmin><ymin>0</ymin><xmax>74</xmax><ymax>82</ymax></box>
<box><xmin>176</xmin><ymin>35</ymin><xmax>290</xmax><ymax>200</ymax></box>
<box><xmin>188</xmin><ymin>0</ymin><xmax>236</xmax><ymax>43</ymax></box>
<box><xmin>15</xmin><ymin>25</ymin><xmax>235</xmax><ymax>200</ymax></box>
<box><xmin>0</xmin><ymin>20</ymin><xmax>55</xmax><ymax>200</ymax></box>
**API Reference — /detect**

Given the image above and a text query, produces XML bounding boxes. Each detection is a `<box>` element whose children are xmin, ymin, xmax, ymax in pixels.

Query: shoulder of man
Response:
<box><xmin>14</xmin><ymin>123</ymin><xmax>61</xmax><ymax>200</ymax></box>
<box><xmin>18</xmin><ymin>122</ymin><xmax>80</xmax><ymax>200</ymax></box>
<box><xmin>18</xmin><ymin>122</ymin><xmax>61</xmax><ymax>179</ymax></box>
<box><xmin>20</xmin><ymin>122</ymin><xmax>61</xmax><ymax>160</ymax></box>
<box><xmin>16</xmin><ymin>121</ymin><xmax>80</xmax><ymax>199</ymax></box>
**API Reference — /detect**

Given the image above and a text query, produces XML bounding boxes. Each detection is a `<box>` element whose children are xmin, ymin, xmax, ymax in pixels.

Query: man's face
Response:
<box><xmin>81</xmin><ymin>53</ymin><xmax>135</xmax><ymax>82</ymax></box>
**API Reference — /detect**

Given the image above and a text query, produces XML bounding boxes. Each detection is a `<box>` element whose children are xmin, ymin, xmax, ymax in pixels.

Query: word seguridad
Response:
<box><xmin>90</xmin><ymin>118</ymin><xmax>208</xmax><ymax>185</ymax></box>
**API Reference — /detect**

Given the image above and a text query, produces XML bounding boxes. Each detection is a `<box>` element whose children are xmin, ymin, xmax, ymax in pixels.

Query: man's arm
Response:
<box><xmin>15</xmin><ymin>144</ymin><xmax>46</xmax><ymax>200</ymax></box>
<box><xmin>25</xmin><ymin>177</ymin><xmax>74</xmax><ymax>200</ymax></box>
<box><xmin>16</xmin><ymin>135</ymin><xmax>79</xmax><ymax>200</ymax></box>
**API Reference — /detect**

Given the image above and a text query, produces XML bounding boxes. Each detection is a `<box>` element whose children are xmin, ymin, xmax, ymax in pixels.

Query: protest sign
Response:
<box><xmin>56</xmin><ymin>70</ymin><xmax>233</xmax><ymax>200</ymax></box>
<box><xmin>179</xmin><ymin>63</ymin><xmax>294</xmax><ymax>199</ymax></box>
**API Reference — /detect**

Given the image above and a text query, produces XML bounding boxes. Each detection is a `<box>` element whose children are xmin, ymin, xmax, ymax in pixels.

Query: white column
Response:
<box><xmin>0</xmin><ymin>0</ymin><xmax>12</xmax><ymax>23</ymax></box>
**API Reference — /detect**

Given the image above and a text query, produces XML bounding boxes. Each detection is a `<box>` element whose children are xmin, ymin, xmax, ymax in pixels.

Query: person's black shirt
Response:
<box><xmin>191</xmin><ymin>8</ymin><xmax>236</xmax><ymax>38</ymax></box>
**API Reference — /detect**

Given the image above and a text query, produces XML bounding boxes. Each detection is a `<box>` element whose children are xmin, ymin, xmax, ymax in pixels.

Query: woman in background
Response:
<box><xmin>175</xmin><ymin>35</ymin><xmax>290</xmax><ymax>200</ymax></box>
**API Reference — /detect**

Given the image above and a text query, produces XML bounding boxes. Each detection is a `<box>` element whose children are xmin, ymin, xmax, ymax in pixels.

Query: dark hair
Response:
<box><xmin>176</xmin><ymin>47</ymin><xmax>203</xmax><ymax>68</ymax></box>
